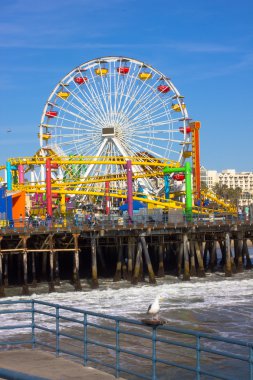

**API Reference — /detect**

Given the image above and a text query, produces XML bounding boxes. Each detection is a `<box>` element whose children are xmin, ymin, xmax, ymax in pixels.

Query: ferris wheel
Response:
<box><xmin>39</xmin><ymin>56</ymin><xmax>191</xmax><ymax>192</ymax></box>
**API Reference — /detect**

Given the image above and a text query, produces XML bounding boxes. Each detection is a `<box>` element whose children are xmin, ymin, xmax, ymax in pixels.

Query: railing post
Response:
<box><xmin>152</xmin><ymin>327</ymin><xmax>157</xmax><ymax>380</ymax></box>
<box><xmin>196</xmin><ymin>335</ymin><xmax>201</xmax><ymax>380</ymax></box>
<box><xmin>83</xmin><ymin>313</ymin><xmax>87</xmax><ymax>366</ymax></box>
<box><xmin>116</xmin><ymin>320</ymin><xmax>120</xmax><ymax>378</ymax></box>
<box><xmin>31</xmin><ymin>300</ymin><xmax>35</xmax><ymax>349</ymax></box>
<box><xmin>56</xmin><ymin>305</ymin><xmax>60</xmax><ymax>357</ymax></box>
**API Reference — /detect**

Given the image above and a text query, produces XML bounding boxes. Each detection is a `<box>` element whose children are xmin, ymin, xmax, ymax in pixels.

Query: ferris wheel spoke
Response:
<box><xmin>71</xmin><ymin>69</ymin><xmax>108</xmax><ymax>119</ymax></box>
<box><xmin>117</xmin><ymin>66</ymin><xmax>144</xmax><ymax>116</ymax></box>
<box><xmin>54</xmin><ymin>97</ymin><xmax>103</xmax><ymax>129</ymax></box>
<box><xmin>129</xmin><ymin>97</ymin><xmax>169</xmax><ymax>124</ymax></box>
<box><xmin>122</xmin><ymin>77</ymin><xmax>161</xmax><ymax>119</ymax></box>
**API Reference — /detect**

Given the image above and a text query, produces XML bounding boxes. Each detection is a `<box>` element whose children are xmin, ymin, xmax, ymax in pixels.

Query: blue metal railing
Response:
<box><xmin>0</xmin><ymin>299</ymin><xmax>252</xmax><ymax>380</ymax></box>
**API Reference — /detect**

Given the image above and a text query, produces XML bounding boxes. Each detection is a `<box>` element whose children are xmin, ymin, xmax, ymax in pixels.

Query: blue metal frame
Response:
<box><xmin>0</xmin><ymin>299</ymin><xmax>252</xmax><ymax>380</ymax></box>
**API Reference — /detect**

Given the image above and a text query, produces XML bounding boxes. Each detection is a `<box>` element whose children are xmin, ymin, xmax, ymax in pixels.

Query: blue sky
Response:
<box><xmin>0</xmin><ymin>0</ymin><xmax>252</xmax><ymax>172</ymax></box>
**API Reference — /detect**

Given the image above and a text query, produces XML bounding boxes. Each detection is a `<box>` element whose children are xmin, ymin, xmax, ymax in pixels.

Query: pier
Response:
<box><xmin>0</xmin><ymin>216</ymin><xmax>252</xmax><ymax>296</ymax></box>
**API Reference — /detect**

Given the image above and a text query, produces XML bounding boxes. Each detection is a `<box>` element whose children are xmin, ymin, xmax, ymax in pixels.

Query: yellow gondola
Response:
<box><xmin>171</xmin><ymin>103</ymin><xmax>186</xmax><ymax>112</ymax></box>
<box><xmin>57</xmin><ymin>91</ymin><xmax>70</xmax><ymax>100</ymax></box>
<box><xmin>139</xmin><ymin>72</ymin><xmax>152</xmax><ymax>80</ymax></box>
<box><xmin>38</xmin><ymin>133</ymin><xmax>52</xmax><ymax>140</ymax></box>
<box><xmin>95</xmin><ymin>68</ymin><xmax>108</xmax><ymax>76</ymax></box>
<box><xmin>183</xmin><ymin>151</ymin><xmax>192</xmax><ymax>158</ymax></box>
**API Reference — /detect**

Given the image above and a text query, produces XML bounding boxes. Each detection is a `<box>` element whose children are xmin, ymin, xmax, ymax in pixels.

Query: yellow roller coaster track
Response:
<box><xmin>7</xmin><ymin>155</ymin><xmax>180</xmax><ymax>168</ymax></box>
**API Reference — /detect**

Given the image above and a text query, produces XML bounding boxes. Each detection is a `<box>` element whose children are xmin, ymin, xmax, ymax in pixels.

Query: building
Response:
<box><xmin>200</xmin><ymin>166</ymin><xmax>253</xmax><ymax>206</ymax></box>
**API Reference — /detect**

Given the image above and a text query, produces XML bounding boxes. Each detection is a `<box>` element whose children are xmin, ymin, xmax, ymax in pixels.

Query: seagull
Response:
<box><xmin>147</xmin><ymin>295</ymin><xmax>164</xmax><ymax>320</ymax></box>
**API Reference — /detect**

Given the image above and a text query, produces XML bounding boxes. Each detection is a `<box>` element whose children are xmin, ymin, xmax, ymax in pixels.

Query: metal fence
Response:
<box><xmin>0</xmin><ymin>300</ymin><xmax>253</xmax><ymax>380</ymax></box>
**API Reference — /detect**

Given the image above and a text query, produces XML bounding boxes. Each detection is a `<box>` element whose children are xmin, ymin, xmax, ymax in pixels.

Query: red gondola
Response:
<box><xmin>173</xmin><ymin>173</ymin><xmax>185</xmax><ymax>181</ymax></box>
<box><xmin>157</xmin><ymin>85</ymin><xmax>170</xmax><ymax>93</ymax></box>
<box><xmin>74</xmin><ymin>76</ymin><xmax>88</xmax><ymax>84</ymax></box>
<box><xmin>45</xmin><ymin>111</ymin><xmax>58</xmax><ymax>118</ymax></box>
<box><xmin>179</xmin><ymin>126</ymin><xmax>191</xmax><ymax>134</ymax></box>
<box><xmin>117</xmin><ymin>67</ymin><xmax>130</xmax><ymax>74</ymax></box>
<box><xmin>50</xmin><ymin>163</ymin><xmax>59</xmax><ymax>170</ymax></box>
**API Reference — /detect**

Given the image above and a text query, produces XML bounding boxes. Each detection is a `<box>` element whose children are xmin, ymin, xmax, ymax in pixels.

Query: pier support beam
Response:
<box><xmin>73</xmin><ymin>234</ymin><xmax>82</xmax><ymax>291</ymax></box>
<box><xmin>209</xmin><ymin>240</ymin><xmax>217</xmax><ymax>272</ymax></box>
<box><xmin>132</xmin><ymin>241</ymin><xmax>142</xmax><ymax>285</ymax></box>
<box><xmin>54</xmin><ymin>253</ymin><xmax>60</xmax><ymax>286</ymax></box>
<box><xmin>21</xmin><ymin>236</ymin><xmax>29</xmax><ymax>296</ymax></box>
<box><xmin>140</xmin><ymin>236</ymin><xmax>156</xmax><ymax>284</ymax></box>
<box><xmin>48</xmin><ymin>235</ymin><xmax>55</xmax><ymax>293</ymax></box>
<box><xmin>236</xmin><ymin>233</ymin><xmax>244</xmax><ymax>273</ymax></box>
<box><xmin>243</xmin><ymin>239</ymin><xmax>252</xmax><ymax>269</ymax></box>
<box><xmin>195</xmin><ymin>241</ymin><xmax>205</xmax><ymax>277</ymax></box>
<box><xmin>225</xmin><ymin>233</ymin><xmax>232</xmax><ymax>277</ymax></box>
<box><xmin>31</xmin><ymin>252</ymin><xmax>37</xmax><ymax>287</ymax></box>
<box><xmin>183</xmin><ymin>234</ymin><xmax>190</xmax><ymax>281</ymax></box>
<box><xmin>127</xmin><ymin>237</ymin><xmax>134</xmax><ymax>281</ymax></box>
<box><xmin>157</xmin><ymin>242</ymin><xmax>165</xmax><ymax>277</ymax></box>
<box><xmin>177</xmin><ymin>242</ymin><xmax>184</xmax><ymax>277</ymax></box>
<box><xmin>114</xmin><ymin>239</ymin><xmax>123</xmax><ymax>282</ymax></box>
<box><xmin>91</xmin><ymin>238</ymin><xmax>99</xmax><ymax>289</ymax></box>
<box><xmin>189</xmin><ymin>241</ymin><xmax>197</xmax><ymax>277</ymax></box>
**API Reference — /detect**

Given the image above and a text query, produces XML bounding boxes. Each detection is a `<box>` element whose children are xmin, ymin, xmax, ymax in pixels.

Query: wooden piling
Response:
<box><xmin>21</xmin><ymin>236</ymin><xmax>29</xmax><ymax>296</ymax></box>
<box><xmin>243</xmin><ymin>239</ymin><xmax>252</xmax><ymax>269</ymax></box>
<box><xmin>114</xmin><ymin>239</ymin><xmax>122</xmax><ymax>282</ymax></box>
<box><xmin>31</xmin><ymin>252</ymin><xmax>37</xmax><ymax>287</ymax></box>
<box><xmin>132</xmin><ymin>241</ymin><xmax>142</xmax><ymax>285</ymax></box>
<box><xmin>73</xmin><ymin>234</ymin><xmax>82</xmax><ymax>291</ymax></box>
<box><xmin>91</xmin><ymin>237</ymin><xmax>99</xmax><ymax>288</ymax></box>
<box><xmin>54</xmin><ymin>253</ymin><xmax>60</xmax><ymax>286</ymax></box>
<box><xmin>209</xmin><ymin>240</ymin><xmax>217</xmax><ymax>272</ymax></box>
<box><xmin>236</xmin><ymin>233</ymin><xmax>244</xmax><ymax>273</ymax></box>
<box><xmin>140</xmin><ymin>235</ymin><xmax>156</xmax><ymax>284</ymax></box>
<box><xmin>127</xmin><ymin>237</ymin><xmax>134</xmax><ymax>281</ymax></box>
<box><xmin>157</xmin><ymin>243</ymin><xmax>165</xmax><ymax>277</ymax></box>
<box><xmin>183</xmin><ymin>234</ymin><xmax>190</xmax><ymax>281</ymax></box>
<box><xmin>225</xmin><ymin>233</ymin><xmax>232</xmax><ymax>277</ymax></box>
<box><xmin>194</xmin><ymin>241</ymin><xmax>205</xmax><ymax>277</ymax></box>
<box><xmin>48</xmin><ymin>235</ymin><xmax>55</xmax><ymax>293</ymax></box>
<box><xmin>177</xmin><ymin>242</ymin><xmax>184</xmax><ymax>277</ymax></box>
<box><xmin>189</xmin><ymin>241</ymin><xmax>197</xmax><ymax>277</ymax></box>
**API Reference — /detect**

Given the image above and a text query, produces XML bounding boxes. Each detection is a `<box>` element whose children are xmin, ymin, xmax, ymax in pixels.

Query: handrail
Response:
<box><xmin>0</xmin><ymin>299</ymin><xmax>252</xmax><ymax>380</ymax></box>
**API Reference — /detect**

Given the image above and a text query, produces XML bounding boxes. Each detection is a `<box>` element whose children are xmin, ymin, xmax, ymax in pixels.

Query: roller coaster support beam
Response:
<box><xmin>190</xmin><ymin>121</ymin><xmax>201</xmax><ymax>200</ymax></box>
<box><xmin>164</xmin><ymin>174</ymin><xmax>170</xmax><ymax>200</ymax></box>
<box><xmin>46</xmin><ymin>158</ymin><xmax>53</xmax><ymax>217</ymax></box>
<box><xmin>163</xmin><ymin>162</ymin><xmax>192</xmax><ymax>220</ymax></box>
<box><xmin>185</xmin><ymin>161</ymin><xmax>192</xmax><ymax>221</ymax></box>
<box><xmin>125</xmin><ymin>160</ymin><xmax>133</xmax><ymax>219</ymax></box>
<box><xmin>18</xmin><ymin>165</ymin><xmax>25</xmax><ymax>184</ymax></box>
<box><xmin>6</xmin><ymin>161</ymin><xmax>17</xmax><ymax>191</ymax></box>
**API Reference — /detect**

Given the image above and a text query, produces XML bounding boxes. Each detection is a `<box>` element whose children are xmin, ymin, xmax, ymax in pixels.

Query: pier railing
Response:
<box><xmin>0</xmin><ymin>300</ymin><xmax>253</xmax><ymax>380</ymax></box>
<box><xmin>0</xmin><ymin>211</ymin><xmax>249</xmax><ymax>233</ymax></box>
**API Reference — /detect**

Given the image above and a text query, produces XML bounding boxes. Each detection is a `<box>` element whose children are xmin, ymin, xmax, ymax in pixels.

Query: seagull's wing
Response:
<box><xmin>147</xmin><ymin>304</ymin><xmax>152</xmax><ymax>313</ymax></box>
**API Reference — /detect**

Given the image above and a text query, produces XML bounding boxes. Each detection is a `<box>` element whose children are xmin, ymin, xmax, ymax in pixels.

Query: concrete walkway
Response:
<box><xmin>0</xmin><ymin>349</ymin><xmax>125</xmax><ymax>379</ymax></box>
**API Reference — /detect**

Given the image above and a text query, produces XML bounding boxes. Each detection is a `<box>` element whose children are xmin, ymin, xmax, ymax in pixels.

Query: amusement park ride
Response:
<box><xmin>0</xmin><ymin>56</ymin><xmax>236</xmax><ymax>222</ymax></box>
